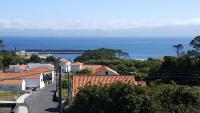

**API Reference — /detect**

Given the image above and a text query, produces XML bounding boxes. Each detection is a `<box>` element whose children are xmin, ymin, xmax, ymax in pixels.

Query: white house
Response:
<box><xmin>0</xmin><ymin>72</ymin><xmax>45</xmax><ymax>91</ymax></box>
<box><xmin>0</xmin><ymin>79</ymin><xmax>26</xmax><ymax>91</ymax></box>
<box><xmin>28</xmin><ymin>67</ymin><xmax>55</xmax><ymax>83</ymax></box>
<box><xmin>59</xmin><ymin>58</ymin><xmax>71</xmax><ymax>72</ymax></box>
<box><xmin>92</xmin><ymin>66</ymin><xmax>119</xmax><ymax>75</ymax></box>
<box><xmin>9</xmin><ymin>64</ymin><xmax>55</xmax><ymax>83</ymax></box>
<box><xmin>9</xmin><ymin>64</ymin><xmax>28</xmax><ymax>72</ymax></box>
<box><xmin>70</xmin><ymin>62</ymin><xmax>83</xmax><ymax>72</ymax></box>
<box><xmin>23</xmin><ymin>73</ymin><xmax>45</xmax><ymax>89</ymax></box>
<box><xmin>70</xmin><ymin>62</ymin><xmax>119</xmax><ymax>76</ymax></box>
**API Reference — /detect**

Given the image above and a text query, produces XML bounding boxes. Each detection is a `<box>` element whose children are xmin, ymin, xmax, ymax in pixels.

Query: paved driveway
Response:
<box><xmin>25</xmin><ymin>83</ymin><xmax>58</xmax><ymax>113</ymax></box>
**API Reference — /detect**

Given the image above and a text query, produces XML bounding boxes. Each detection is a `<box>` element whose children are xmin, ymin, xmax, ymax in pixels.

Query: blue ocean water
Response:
<box><xmin>1</xmin><ymin>37</ymin><xmax>192</xmax><ymax>60</ymax></box>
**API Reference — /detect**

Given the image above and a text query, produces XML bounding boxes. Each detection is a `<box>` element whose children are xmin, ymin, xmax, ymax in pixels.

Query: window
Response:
<box><xmin>105</xmin><ymin>71</ymin><xmax>109</xmax><ymax>75</ymax></box>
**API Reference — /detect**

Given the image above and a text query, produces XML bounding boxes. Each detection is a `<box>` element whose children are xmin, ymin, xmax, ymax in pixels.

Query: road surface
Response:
<box><xmin>25</xmin><ymin>83</ymin><xmax>58</xmax><ymax>113</ymax></box>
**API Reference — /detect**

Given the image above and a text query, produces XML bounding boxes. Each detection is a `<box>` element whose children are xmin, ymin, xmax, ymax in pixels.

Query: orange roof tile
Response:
<box><xmin>71</xmin><ymin>62</ymin><xmax>83</xmax><ymax>65</ymax></box>
<box><xmin>59</xmin><ymin>58</ymin><xmax>70</xmax><ymax>63</ymax></box>
<box><xmin>0</xmin><ymin>79</ymin><xmax>23</xmax><ymax>85</ymax></box>
<box><xmin>72</xmin><ymin>75</ymin><xmax>136</xmax><ymax>96</ymax></box>
<box><xmin>0</xmin><ymin>72</ymin><xmax>41</xmax><ymax>79</ymax></box>
<box><xmin>28</xmin><ymin>67</ymin><xmax>52</xmax><ymax>73</ymax></box>
<box><xmin>81</xmin><ymin>65</ymin><xmax>101</xmax><ymax>70</ymax></box>
<box><xmin>92</xmin><ymin>66</ymin><xmax>119</xmax><ymax>75</ymax></box>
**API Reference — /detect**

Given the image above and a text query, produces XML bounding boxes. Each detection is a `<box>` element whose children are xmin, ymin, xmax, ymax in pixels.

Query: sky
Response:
<box><xmin>0</xmin><ymin>0</ymin><xmax>200</xmax><ymax>37</ymax></box>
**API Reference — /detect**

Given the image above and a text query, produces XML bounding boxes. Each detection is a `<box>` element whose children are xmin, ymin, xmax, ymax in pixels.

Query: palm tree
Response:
<box><xmin>173</xmin><ymin>44</ymin><xmax>184</xmax><ymax>58</ymax></box>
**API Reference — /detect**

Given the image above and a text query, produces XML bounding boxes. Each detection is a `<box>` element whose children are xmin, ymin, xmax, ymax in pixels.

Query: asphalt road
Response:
<box><xmin>25</xmin><ymin>83</ymin><xmax>59</xmax><ymax>113</ymax></box>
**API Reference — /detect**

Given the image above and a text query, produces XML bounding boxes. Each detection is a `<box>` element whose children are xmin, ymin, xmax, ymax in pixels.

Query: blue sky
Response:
<box><xmin>0</xmin><ymin>0</ymin><xmax>200</xmax><ymax>37</ymax></box>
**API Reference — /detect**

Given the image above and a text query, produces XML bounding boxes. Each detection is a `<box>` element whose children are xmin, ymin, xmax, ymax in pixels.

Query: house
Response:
<box><xmin>9</xmin><ymin>64</ymin><xmax>28</xmax><ymax>72</ymax></box>
<box><xmin>72</xmin><ymin>75</ymin><xmax>136</xmax><ymax>96</ymax></box>
<box><xmin>0</xmin><ymin>79</ymin><xmax>26</xmax><ymax>91</ymax></box>
<box><xmin>0</xmin><ymin>72</ymin><xmax>45</xmax><ymax>91</ymax></box>
<box><xmin>28</xmin><ymin>67</ymin><xmax>55</xmax><ymax>83</ymax></box>
<box><xmin>70</xmin><ymin>62</ymin><xmax>83</xmax><ymax>72</ymax></box>
<box><xmin>59</xmin><ymin>58</ymin><xmax>71</xmax><ymax>72</ymax></box>
<box><xmin>9</xmin><ymin>64</ymin><xmax>55</xmax><ymax>83</ymax></box>
<box><xmin>70</xmin><ymin>62</ymin><xmax>119</xmax><ymax>75</ymax></box>
<box><xmin>9</xmin><ymin>63</ymin><xmax>54</xmax><ymax>72</ymax></box>
<box><xmin>91</xmin><ymin>66</ymin><xmax>119</xmax><ymax>75</ymax></box>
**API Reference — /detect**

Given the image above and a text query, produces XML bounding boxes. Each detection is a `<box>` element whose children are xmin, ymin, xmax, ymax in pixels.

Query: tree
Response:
<box><xmin>74</xmin><ymin>48</ymin><xmax>129</xmax><ymax>62</ymax></box>
<box><xmin>190</xmin><ymin>35</ymin><xmax>200</xmax><ymax>52</ymax></box>
<box><xmin>67</xmin><ymin>83</ymin><xmax>151</xmax><ymax>113</ymax></box>
<box><xmin>29</xmin><ymin>55</ymin><xmax>42</xmax><ymax>63</ymax></box>
<box><xmin>173</xmin><ymin>44</ymin><xmax>184</xmax><ymax>58</ymax></box>
<box><xmin>76</xmin><ymin>68</ymin><xmax>92</xmax><ymax>75</ymax></box>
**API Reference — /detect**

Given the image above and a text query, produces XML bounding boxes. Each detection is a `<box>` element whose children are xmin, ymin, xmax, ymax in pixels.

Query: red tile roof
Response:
<box><xmin>28</xmin><ymin>67</ymin><xmax>52</xmax><ymax>73</ymax></box>
<box><xmin>92</xmin><ymin>66</ymin><xmax>119</xmax><ymax>75</ymax></box>
<box><xmin>71</xmin><ymin>62</ymin><xmax>83</xmax><ymax>65</ymax></box>
<box><xmin>72</xmin><ymin>75</ymin><xmax>136</xmax><ymax>96</ymax></box>
<box><xmin>81</xmin><ymin>65</ymin><xmax>101</xmax><ymax>70</ymax></box>
<box><xmin>0</xmin><ymin>79</ymin><xmax>23</xmax><ymax>85</ymax></box>
<box><xmin>0</xmin><ymin>72</ymin><xmax>41</xmax><ymax>79</ymax></box>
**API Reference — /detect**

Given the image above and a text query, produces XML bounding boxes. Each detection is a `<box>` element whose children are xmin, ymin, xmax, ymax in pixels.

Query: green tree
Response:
<box><xmin>76</xmin><ymin>68</ymin><xmax>92</xmax><ymax>75</ymax></box>
<box><xmin>67</xmin><ymin>83</ymin><xmax>151</xmax><ymax>113</ymax></box>
<box><xmin>74</xmin><ymin>48</ymin><xmax>129</xmax><ymax>62</ymax></box>
<box><xmin>173</xmin><ymin>44</ymin><xmax>184</xmax><ymax>58</ymax></box>
<box><xmin>190</xmin><ymin>36</ymin><xmax>200</xmax><ymax>52</ymax></box>
<box><xmin>29</xmin><ymin>55</ymin><xmax>42</xmax><ymax>63</ymax></box>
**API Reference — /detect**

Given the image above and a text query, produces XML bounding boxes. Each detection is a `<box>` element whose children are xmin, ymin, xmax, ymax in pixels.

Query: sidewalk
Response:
<box><xmin>16</xmin><ymin>93</ymin><xmax>30</xmax><ymax>113</ymax></box>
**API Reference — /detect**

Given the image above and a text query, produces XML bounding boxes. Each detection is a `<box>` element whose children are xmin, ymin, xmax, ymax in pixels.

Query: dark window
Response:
<box><xmin>105</xmin><ymin>71</ymin><xmax>109</xmax><ymax>75</ymax></box>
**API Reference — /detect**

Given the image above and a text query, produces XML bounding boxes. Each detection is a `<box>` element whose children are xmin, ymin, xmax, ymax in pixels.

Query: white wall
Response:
<box><xmin>24</xmin><ymin>74</ymin><xmax>45</xmax><ymax>89</ymax></box>
<box><xmin>51</xmin><ymin>71</ymin><xmax>55</xmax><ymax>83</ymax></box>
<box><xmin>59</xmin><ymin>62</ymin><xmax>71</xmax><ymax>72</ymax></box>
<box><xmin>22</xmin><ymin>80</ymin><xmax>26</xmax><ymax>90</ymax></box>
<box><xmin>40</xmin><ymin>74</ymin><xmax>45</xmax><ymax>88</ymax></box>
<box><xmin>97</xmin><ymin>70</ymin><xmax>119</xmax><ymax>75</ymax></box>
<box><xmin>70</xmin><ymin>65</ymin><xmax>81</xmax><ymax>72</ymax></box>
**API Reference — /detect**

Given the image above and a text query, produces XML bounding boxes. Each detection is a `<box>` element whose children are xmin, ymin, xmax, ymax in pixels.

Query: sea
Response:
<box><xmin>1</xmin><ymin>37</ymin><xmax>193</xmax><ymax>60</ymax></box>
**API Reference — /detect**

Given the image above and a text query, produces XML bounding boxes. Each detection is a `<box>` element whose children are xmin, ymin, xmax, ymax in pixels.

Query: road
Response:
<box><xmin>25</xmin><ymin>83</ymin><xmax>59</xmax><ymax>113</ymax></box>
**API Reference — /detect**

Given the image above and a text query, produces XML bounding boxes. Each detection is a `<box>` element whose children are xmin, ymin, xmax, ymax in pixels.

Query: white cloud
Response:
<box><xmin>0</xmin><ymin>18</ymin><xmax>200</xmax><ymax>30</ymax></box>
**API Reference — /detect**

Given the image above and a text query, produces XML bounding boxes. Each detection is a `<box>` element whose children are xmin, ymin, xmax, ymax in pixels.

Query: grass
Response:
<box><xmin>0</xmin><ymin>90</ymin><xmax>23</xmax><ymax>101</ymax></box>
<box><xmin>62</xmin><ymin>89</ymin><xmax>68</xmax><ymax>97</ymax></box>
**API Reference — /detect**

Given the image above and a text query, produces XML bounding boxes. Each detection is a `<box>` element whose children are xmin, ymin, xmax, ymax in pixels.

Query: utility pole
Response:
<box><xmin>58</xmin><ymin>66</ymin><xmax>62</xmax><ymax>113</ymax></box>
<box><xmin>55</xmin><ymin>69</ymin><xmax>58</xmax><ymax>90</ymax></box>
<box><xmin>67</xmin><ymin>65</ymin><xmax>71</xmax><ymax>104</ymax></box>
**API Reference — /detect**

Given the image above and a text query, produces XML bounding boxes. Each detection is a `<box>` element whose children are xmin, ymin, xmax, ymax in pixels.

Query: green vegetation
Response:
<box><xmin>0</xmin><ymin>91</ymin><xmax>23</xmax><ymax>101</ymax></box>
<box><xmin>75</xmin><ymin>68</ymin><xmax>92</xmax><ymax>75</ymax></box>
<box><xmin>74</xmin><ymin>36</ymin><xmax>200</xmax><ymax>84</ymax></box>
<box><xmin>74</xmin><ymin>48</ymin><xmax>161</xmax><ymax>80</ymax></box>
<box><xmin>66</xmin><ymin>82</ymin><xmax>200</xmax><ymax>113</ymax></box>
<box><xmin>0</xmin><ymin>51</ymin><xmax>26</xmax><ymax>70</ymax></box>
<box><xmin>79</xmin><ymin>59</ymin><xmax>161</xmax><ymax>80</ymax></box>
<box><xmin>149</xmin><ymin>36</ymin><xmax>200</xmax><ymax>85</ymax></box>
<box><xmin>74</xmin><ymin>48</ymin><xmax>129</xmax><ymax>62</ymax></box>
<box><xmin>172</xmin><ymin>44</ymin><xmax>184</xmax><ymax>58</ymax></box>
